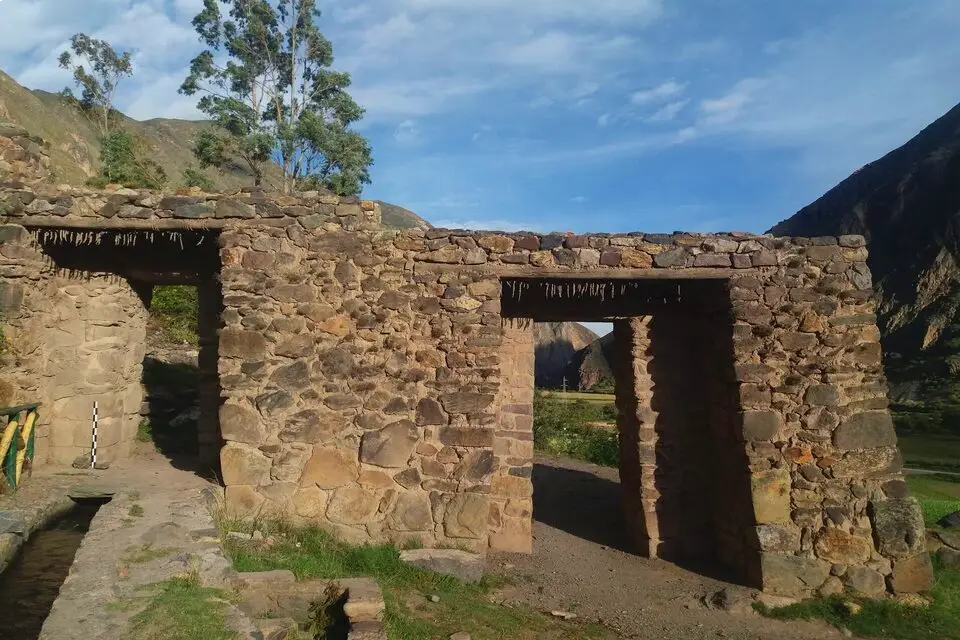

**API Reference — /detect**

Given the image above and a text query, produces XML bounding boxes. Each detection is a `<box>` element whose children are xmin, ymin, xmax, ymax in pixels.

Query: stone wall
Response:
<box><xmin>0</xmin><ymin>121</ymin><xmax>934</xmax><ymax>597</ymax></box>
<box><xmin>0</xmin><ymin>224</ymin><xmax>147</xmax><ymax>465</ymax></box>
<box><xmin>41</xmin><ymin>274</ymin><xmax>147</xmax><ymax>465</ymax></box>
<box><xmin>213</xmin><ymin>225</ymin><xmax>932</xmax><ymax>596</ymax></box>
<box><xmin>491</xmin><ymin>319</ymin><xmax>534</xmax><ymax>553</ymax></box>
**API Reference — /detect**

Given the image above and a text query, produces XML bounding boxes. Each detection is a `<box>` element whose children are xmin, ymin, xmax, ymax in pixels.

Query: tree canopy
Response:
<box><xmin>179</xmin><ymin>0</ymin><xmax>373</xmax><ymax>195</ymax></box>
<box><xmin>58</xmin><ymin>34</ymin><xmax>133</xmax><ymax>137</ymax></box>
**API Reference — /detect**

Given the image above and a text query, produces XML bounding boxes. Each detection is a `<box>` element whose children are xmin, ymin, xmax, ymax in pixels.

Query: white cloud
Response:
<box><xmin>351</xmin><ymin>77</ymin><xmax>496</xmax><ymax>120</ymax></box>
<box><xmin>393</xmin><ymin>119</ymin><xmax>419</xmax><ymax>143</ymax></box>
<box><xmin>648</xmin><ymin>99</ymin><xmax>688</xmax><ymax>122</ymax></box>
<box><xmin>630</xmin><ymin>80</ymin><xmax>686</xmax><ymax>105</ymax></box>
<box><xmin>597</xmin><ymin>113</ymin><xmax>612</xmax><ymax>127</ymax></box>
<box><xmin>398</xmin><ymin>0</ymin><xmax>663</xmax><ymax>25</ymax></box>
<box><xmin>699</xmin><ymin>79</ymin><xmax>762</xmax><ymax>125</ymax></box>
<box><xmin>679</xmin><ymin>38</ymin><xmax>728</xmax><ymax>60</ymax></box>
<box><xmin>571</xmin><ymin>195</ymin><xmax>588</xmax><ymax>203</ymax></box>
<box><xmin>497</xmin><ymin>32</ymin><xmax>634</xmax><ymax>73</ymax></box>
<box><xmin>695</xmin><ymin>1</ymin><xmax>960</xmax><ymax>183</ymax></box>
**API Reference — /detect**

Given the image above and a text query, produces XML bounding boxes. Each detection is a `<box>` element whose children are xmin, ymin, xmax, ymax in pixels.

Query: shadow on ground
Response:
<box><xmin>531</xmin><ymin>459</ymin><xmax>745</xmax><ymax>585</ymax></box>
<box><xmin>531</xmin><ymin>461</ymin><xmax>632</xmax><ymax>553</ymax></box>
<box><xmin>141</xmin><ymin>356</ymin><xmax>211</xmax><ymax>478</ymax></box>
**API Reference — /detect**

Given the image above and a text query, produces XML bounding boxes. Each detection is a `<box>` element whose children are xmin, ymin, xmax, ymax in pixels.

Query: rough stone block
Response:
<box><xmin>813</xmin><ymin>528</ymin><xmax>873</xmax><ymax>564</ymax></box>
<box><xmin>341</xmin><ymin>577</ymin><xmax>386</xmax><ymax>622</ymax></box>
<box><xmin>327</xmin><ymin>487</ymin><xmax>379</xmax><ymax>524</ymax></box>
<box><xmin>890</xmin><ymin>553</ymin><xmax>935</xmax><ymax>593</ymax></box>
<box><xmin>751</xmin><ymin>469</ymin><xmax>791</xmax><ymax>524</ymax></box>
<box><xmin>760</xmin><ymin>553</ymin><xmax>831</xmax><ymax>596</ymax></box>
<box><xmin>221</xmin><ymin>442</ymin><xmax>271</xmax><ymax>486</ymax></box>
<box><xmin>360</xmin><ymin>420</ymin><xmax>418</xmax><ymax>468</ymax></box>
<box><xmin>219</xmin><ymin>402</ymin><xmax>265</xmax><ymax>445</ymax></box>
<box><xmin>831</xmin><ymin>447</ymin><xmax>902</xmax><ymax>478</ymax></box>
<box><xmin>389</xmin><ymin>493</ymin><xmax>433</xmax><ymax>531</ymax></box>
<box><xmin>834</xmin><ymin>411</ymin><xmax>897</xmax><ymax>450</ymax></box>
<box><xmin>741</xmin><ymin>410</ymin><xmax>783</xmax><ymax>442</ymax></box>
<box><xmin>399</xmin><ymin>548</ymin><xmax>486</xmax><ymax>583</ymax></box>
<box><xmin>439</xmin><ymin>427</ymin><xmax>494</xmax><ymax>448</ymax></box>
<box><xmin>869</xmin><ymin>498</ymin><xmax>926</xmax><ymax>558</ymax></box>
<box><xmin>0</xmin><ymin>510</ymin><xmax>26</xmax><ymax>534</ymax></box>
<box><xmin>443</xmin><ymin>494</ymin><xmax>488</xmax><ymax>539</ymax></box>
<box><xmin>301</xmin><ymin>446</ymin><xmax>358</xmax><ymax>489</ymax></box>
<box><xmin>844</xmin><ymin>566</ymin><xmax>886</xmax><ymax>595</ymax></box>
<box><xmin>755</xmin><ymin>524</ymin><xmax>801</xmax><ymax>552</ymax></box>
<box><xmin>439</xmin><ymin>393</ymin><xmax>494</xmax><ymax>414</ymax></box>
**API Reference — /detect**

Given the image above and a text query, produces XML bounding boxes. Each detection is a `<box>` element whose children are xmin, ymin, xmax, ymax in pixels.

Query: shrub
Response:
<box><xmin>181</xmin><ymin>165</ymin><xmax>215</xmax><ymax>191</ymax></box>
<box><xmin>149</xmin><ymin>285</ymin><xmax>198</xmax><ymax>345</ymax></box>
<box><xmin>533</xmin><ymin>392</ymin><xmax>619</xmax><ymax>467</ymax></box>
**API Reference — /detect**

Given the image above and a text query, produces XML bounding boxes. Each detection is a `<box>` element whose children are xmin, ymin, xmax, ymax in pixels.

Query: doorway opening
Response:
<box><xmin>33</xmin><ymin>228</ymin><xmax>223</xmax><ymax>475</ymax></box>
<box><xmin>499</xmin><ymin>276</ymin><xmax>754</xmax><ymax>583</ymax></box>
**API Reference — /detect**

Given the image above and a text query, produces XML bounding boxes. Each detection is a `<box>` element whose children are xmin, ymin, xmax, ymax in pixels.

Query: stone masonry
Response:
<box><xmin>0</xmin><ymin>122</ymin><xmax>935</xmax><ymax>597</ymax></box>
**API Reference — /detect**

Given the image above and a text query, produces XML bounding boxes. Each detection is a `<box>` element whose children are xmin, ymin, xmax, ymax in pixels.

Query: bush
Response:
<box><xmin>150</xmin><ymin>285</ymin><xmax>198</xmax><ymax>345</ymax></box>
<box><xmin>181</xmin><ymin>165</ymin><xmax>215</xmax><ymax>191</ymax></box>
<box><xmin>87</xmin><ymin>130</ymin><xmax>167</xmax><ymax>189</ymax></box>
<box><xmin>533</xmin><ymin>392</ymin><xmax>619</xmax><ymax>467</ymax></box>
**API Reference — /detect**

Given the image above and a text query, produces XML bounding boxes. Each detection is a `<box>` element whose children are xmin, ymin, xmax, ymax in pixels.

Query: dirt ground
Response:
<box><xmin>490</xmin><ymin>454</ymin><xmax>844</xmax><ymax>640</ymax></box>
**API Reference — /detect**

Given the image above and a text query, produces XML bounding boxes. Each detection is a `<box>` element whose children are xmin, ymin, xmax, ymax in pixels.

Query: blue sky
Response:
<box><xmin>1</xmin><ymin>0</ymin><xmax>959</xmax><ymax>240</ymax></box>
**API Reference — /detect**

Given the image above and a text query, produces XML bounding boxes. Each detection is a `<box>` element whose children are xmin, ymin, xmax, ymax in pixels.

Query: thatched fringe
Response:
<box><xmin>503</xmin><ymin>278</ymin><xmax>684</xmax><ymax>306</ymax></box>
<box><xmin>36</xmin><ymin>228</ymin><xmax>198</xmax><ymax>249</ymax></box>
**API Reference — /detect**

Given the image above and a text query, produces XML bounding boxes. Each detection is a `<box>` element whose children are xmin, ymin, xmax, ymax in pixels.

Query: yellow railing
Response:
<box><xmin>0</xmin><ymin>403</ymin><xmax>39</xmax><ymax>491</ymax></box>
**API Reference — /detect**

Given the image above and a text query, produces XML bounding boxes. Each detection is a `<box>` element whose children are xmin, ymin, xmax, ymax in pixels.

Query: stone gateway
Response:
<box><xmin>0</xmin><ymin>122</ymin><xmax>933</xmax><ymax>597</ymax></box>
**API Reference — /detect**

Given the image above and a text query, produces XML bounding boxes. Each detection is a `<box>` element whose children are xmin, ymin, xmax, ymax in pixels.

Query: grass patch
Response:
<box><xmin>129</xmin><ymin>503</ymin><xmax>145</xmax><ymax>518</ymax></box>
<box><xmin>124</xmin><ymin>544</ymin><xmax>177</xmax><ymax>564</ymax></box>
<box><xmin>149</xmin><ymin>285</ymin><xmax>199</xmax><ymax>346</ymax></box>
<box><xmin>906</xmin><ymin>474</ymin><xmax>960</xmax><ymax>526</ymax></box>
<box><xmin>758</xmin><ymin>561</ymin><xmax>960</xmax><ymax>640</ymax></box>
<box><xmin>137</xmin><ymin>419</ymin><xmax>153</xmax><ymax>443</ymax></box>
<box><xmin>127</xmin><ymin>574</ymin><xmax>237</xmax><ymax>640</ymax></box>
<box><xmin>540</xmin><ymin>391</ymin><xmax>617</xmax><ymax>404</ymax></box>
<box><xmin>223</xmin><ymin>521</ymin><xmax>613</xmax><ymax>640</ymax></box>
<box><xmin>899</xmin><ymin>435</ymin><xmax>960</xmax><ymax>473</ymax></box>
<box><xmin>533</xmin><ymin>391</ymin><xmax>619</xmax><ymax>467</ymax></box>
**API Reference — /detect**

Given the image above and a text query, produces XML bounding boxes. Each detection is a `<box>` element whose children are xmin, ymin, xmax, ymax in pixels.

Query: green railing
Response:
<box><xmin>0</xmin><ymin>403</ymin><xmax>39</xmax><ymax>491</ymax></box>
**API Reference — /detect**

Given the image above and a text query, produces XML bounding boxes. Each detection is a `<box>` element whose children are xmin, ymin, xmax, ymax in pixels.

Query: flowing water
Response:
<box><xmin>0</xmin><ymin>501</ymin><xmax>104</xmax><ymax>640</ymax></box>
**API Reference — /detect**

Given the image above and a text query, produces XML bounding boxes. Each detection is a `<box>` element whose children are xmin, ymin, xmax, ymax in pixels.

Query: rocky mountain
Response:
<box><xmin>0</xmin><ymin>68</ymin><xmax>429</xmax><ymax>229</ymax></box>
<box><xmin>571</xmin><ymin>332</ymin><xmax>617</xmax><ymax>390</ymax></box>
<box><xmin>768</xmin><ymin>101</ymin><xmax>960</xmax><ymax>414</ymax></box>
<box><xmin>534</xmin><ymin>322</ymin><xmax>599</xmax><ymax>388</ymax></box>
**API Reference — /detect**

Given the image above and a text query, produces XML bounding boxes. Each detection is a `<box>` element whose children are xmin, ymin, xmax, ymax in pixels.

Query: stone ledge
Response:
<box><xmin>237</xmin><ymin>571</ymin><xmax>386</xmax><ymax>639</ymax></box>
<box><xmin>400</xmin><ymin>548</ymin><xmax>486</xmax><ymax>583</ymax></box>
<box><xmin>0</xmin><ymin>494</ymin><xmax>74</xmax><ymax>575</ymax></box>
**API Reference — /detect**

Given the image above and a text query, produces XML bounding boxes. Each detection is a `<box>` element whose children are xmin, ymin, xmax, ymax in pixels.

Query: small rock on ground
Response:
<box><xmin>450</xmin><ymin>633</ymin><xmax>471</xmax><ymax>640</ymax></box>
<box><xmin>938</xmin><ymin>546</ymin><xmax>960</xmax><ymax>568</ymax></box>
<box><xmin>705</xmin><ymin>588</ymin><xmax>755</xmax><ymax>615</ymax></box>
<box><xmin>550</xmin><ymin>610</ymin><xmax>577</xmax><ymax>620</ymax></box>
<box><xmin>938</xmin><ymin>511</ymin><xmax>960</xmax><ymax>528</ymax></box>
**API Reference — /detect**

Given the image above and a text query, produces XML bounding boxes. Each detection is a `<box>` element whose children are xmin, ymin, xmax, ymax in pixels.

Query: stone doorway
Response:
<box><xmin>31</xmin><ymin>228</ymin><xmax>223</xmax><ymax>474</ymax></box>
<box><xmin>497</xmin><ymin>276</ymin><xmax>756</xmax><ymax>584</ymax></box>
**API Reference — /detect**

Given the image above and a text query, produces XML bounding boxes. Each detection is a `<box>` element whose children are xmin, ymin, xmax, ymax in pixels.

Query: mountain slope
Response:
<box><xmin>0</xmin><ymin>69</ymin><xmax>429</xmax><ymax>229</ymax></box>
<box><xmin>534</xmin><ymin>322</ymin><xmax>599</xmax><ymax>388</ymax></box>
<box><xmin>768</xmin><ymin>101</ymin><xmax>960</xmax><ymax>411</ymax></box>
<box><xmin>571</xmin><ymin>332</ymin><xmax>617</xmax><ymax>390</ymax></box>
<box><xmin>375</xmin><ymin>200</ymin><xmax>431</xmax><ymax>230</ymax></box>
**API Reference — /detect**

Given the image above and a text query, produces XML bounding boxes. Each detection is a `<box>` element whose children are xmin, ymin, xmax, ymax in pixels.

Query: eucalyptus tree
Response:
<box><xmin>180</xmin><ymin>0</ymin><xmax>373</xmax><ymax>195</ymax></box>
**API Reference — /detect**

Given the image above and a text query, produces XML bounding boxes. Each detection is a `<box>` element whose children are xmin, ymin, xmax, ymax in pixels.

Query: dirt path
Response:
<box><xmin>491</xmin><ymin>454</ymin><xmax>844</xmax><ymax>640</ymax></box>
